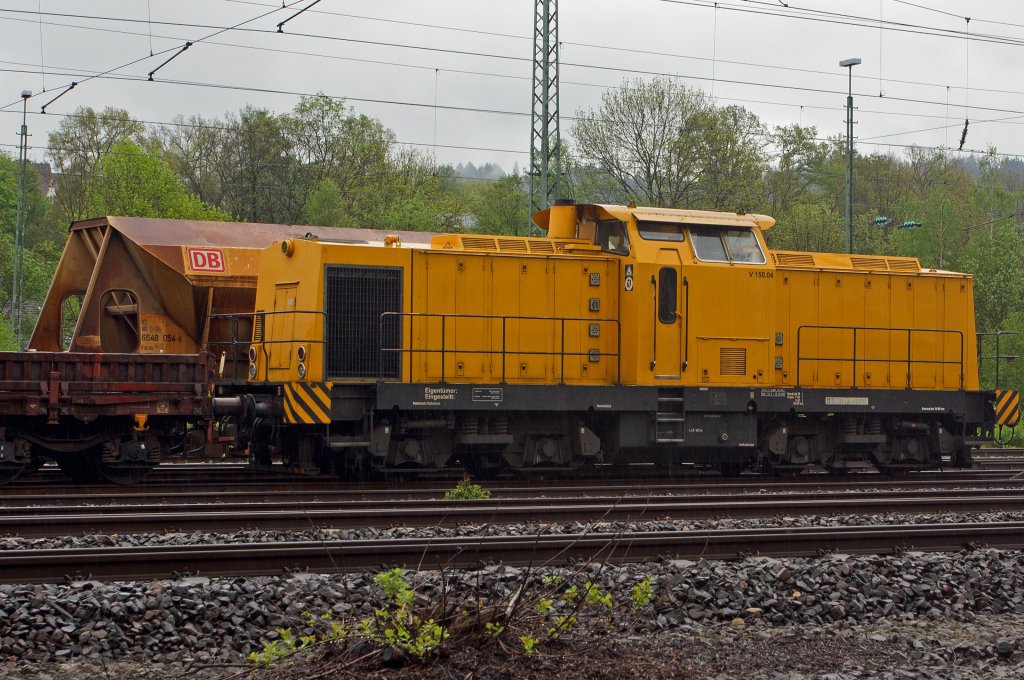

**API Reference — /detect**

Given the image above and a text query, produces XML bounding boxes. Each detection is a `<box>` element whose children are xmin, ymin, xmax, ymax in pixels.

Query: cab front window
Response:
<box><xmin>690</xmin><ymin>225</ymin><xmax>765</xmax><ymax>264</ymax></box>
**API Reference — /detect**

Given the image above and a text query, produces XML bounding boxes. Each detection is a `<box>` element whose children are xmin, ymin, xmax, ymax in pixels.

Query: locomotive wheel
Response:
<box><xmin>464</xmin><ymin>453</ymin><xmax>508</xmax><ymax>481</ymax></box>
<box><xmin>716</xmin><ymin>460</ymin><xmax>747</xmax><ymax>478</ymax></box>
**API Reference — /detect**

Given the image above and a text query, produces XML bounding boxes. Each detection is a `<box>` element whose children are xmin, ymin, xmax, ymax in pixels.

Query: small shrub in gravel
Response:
<box><xmin>247</xmin><ymin>560</ymin><xmax>657</xmax><ymax>672</ymax></box>
<box><xmin>443</xmin><ymin>478</ymin><xmax>491</xmax><ymax>500</ymax></box>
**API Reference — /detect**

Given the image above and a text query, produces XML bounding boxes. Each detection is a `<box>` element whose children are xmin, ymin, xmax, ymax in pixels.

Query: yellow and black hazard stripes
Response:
<box><xmin>995</xmin><ymin>389</ymin><xmax>1021</xmax><ymax>427</ymax></box>
<box><xmin>282</xmin><ymin>382</ymin><xmax>333</xmax><ymax>424</ymax></box>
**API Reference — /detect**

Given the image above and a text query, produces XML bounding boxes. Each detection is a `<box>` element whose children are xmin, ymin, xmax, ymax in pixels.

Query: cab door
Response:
<box><xmin>652</xmin><ymin>249</ymin><xmax>683</xmax><ymax>379</ymax></box>
<box><xmin>268</xmin><ymin>284</ymin><xmax>297</xmax><ymax>372</ymax></box>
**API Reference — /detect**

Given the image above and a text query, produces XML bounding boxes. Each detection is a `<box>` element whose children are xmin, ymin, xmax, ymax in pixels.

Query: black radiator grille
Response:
<box><xmin>325</xmin><ymin>265</ymin><xmax>403</xmax><ymax>379</ymax></box>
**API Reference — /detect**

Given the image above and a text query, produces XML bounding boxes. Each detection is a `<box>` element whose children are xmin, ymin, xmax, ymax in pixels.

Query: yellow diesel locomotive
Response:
<box><xmin>213</xmin><ymin>201</ymin><xmax>1007</xmax><ymax>476</ymax></box>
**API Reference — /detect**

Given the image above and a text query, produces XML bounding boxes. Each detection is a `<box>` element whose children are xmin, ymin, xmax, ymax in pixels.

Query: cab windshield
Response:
<box><xmin>690</xmin><ymin>226</ymin><xmax>765</xmax><ymax>264</ymax></box>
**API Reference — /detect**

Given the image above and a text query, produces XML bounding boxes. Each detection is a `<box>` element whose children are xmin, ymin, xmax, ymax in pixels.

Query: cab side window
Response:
<box><xmin>595</xmin><ymin>220</ymin><xmax>630</xmax><ymax>255</ymax></box>
<box><xmin>658</xmin><ymin>268</ymin><xmax>677</xmax><ymax>324</ymax></box>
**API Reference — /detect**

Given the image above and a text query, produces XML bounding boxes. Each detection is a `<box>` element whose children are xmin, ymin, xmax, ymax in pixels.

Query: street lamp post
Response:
<box><xmin>840</xmin><ymin>57</ymin><xmax>861</xmax><ymax>254</ymax></box>
<box><xmin>12</xmin><ymin>89</ymin><xmax>30</xmax><ymax>349</ymax></box>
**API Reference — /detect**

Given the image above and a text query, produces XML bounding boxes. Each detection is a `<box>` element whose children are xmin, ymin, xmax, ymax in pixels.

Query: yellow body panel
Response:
<box><xmin>248</xmin><ymin>204</ymin><xmax>980</xmax><ymax>394</ymax></box>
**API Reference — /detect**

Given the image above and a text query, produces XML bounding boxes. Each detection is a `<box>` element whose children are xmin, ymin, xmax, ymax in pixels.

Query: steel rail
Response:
<box><xmin>12</xmin><ymin>457</ymin><xmax>1023</xmax><ymax>488</ymax></box>
<box><xmin>4</xmin><ymin>480</ymin><xmax>1024</xmax><ymax>507</ymax></box>
<box><xmin>4</xmin><ymin>472</ymin><xmax>1022</xmax><ymax>500</ymax></box>
<box><xmin>7</xmin><ymin>490</ymin><xmax>1024</xmax><ymax>538</ymax></box>
<box><xmin>3</xmin><ymin>521</ymin><xmax>1023</xmax><ymax>584</ymax></box>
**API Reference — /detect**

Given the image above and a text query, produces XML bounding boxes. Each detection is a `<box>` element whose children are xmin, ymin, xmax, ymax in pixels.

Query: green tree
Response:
<box><xmin>157</xmin><ymin>114</ymin><xmax>230</xmax><ymax>208</ymax></box>
<box><xmin>766</xmin><ymin>202</ymin><xmax>843</xmax><ymax>253</ymax></box>
<box><xmin>219</xmin><ymin>106</ymin><xmax>300</xmax><ymax>223</ymax></box>
<box><xmin>763</xmin><ymin>124</ymin><xmax>829</xmax><ymax>219</ymax></box>
<box><xmin>467</xmin><ymin>170</ymin><xmax>528</xmax><ymax>235</ymax></box>
<box><xmin>303</xmin><ymin>178</ymin><xmax>347</xmax><ymax>227</ymax></box>
<box><xmin>958</xmin><ymin>220</ymin><xmax>1024</xmax><ymax>333</ymax></box>
<box><xmin>47</xmin><ymin>106</ymin><xmax>145</xmax><ymax>223</ymax></box>
<box><xmin>0</xmin><ymin>151</ymin><xmax>55</xmax><ymax>347</ymax></box>
<box><xmin>87</xmin><ymin>140</ymin><xmax>229</xmax><ymax>220</ymax></box>
<box><xmin>570</xmin><ymin>77</ymin><xmax>768</xmax><ymax>210</ymax></box>
<box><xmin>377</xmin><ymin>161</ymin><xmax>468</xmax><ymax>232</ymax></box>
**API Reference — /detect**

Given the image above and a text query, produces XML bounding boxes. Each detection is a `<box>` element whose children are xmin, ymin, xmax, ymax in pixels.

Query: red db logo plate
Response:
<box><xmin>187</xmin><ymin>248</ymin><xmax>225</xmax><ymax>272</ymax></box>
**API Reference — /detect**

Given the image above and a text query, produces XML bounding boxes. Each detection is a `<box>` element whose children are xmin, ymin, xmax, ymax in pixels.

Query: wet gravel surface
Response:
<box><xmin>4</xmin><ymin>510</ymin><xmax>1024</xmax><ymax>550</ymax></box>
<box><xmin>3</xmin><ymin>546</ymin><xmax>1024</xmax><ymax>678</ymax></box>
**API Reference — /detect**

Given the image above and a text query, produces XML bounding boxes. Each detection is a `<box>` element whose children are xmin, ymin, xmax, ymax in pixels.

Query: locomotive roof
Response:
<box><xmin>533</xmin><ymin>203</ymin><xmax>776</xmax><ymax>232</ymax></box>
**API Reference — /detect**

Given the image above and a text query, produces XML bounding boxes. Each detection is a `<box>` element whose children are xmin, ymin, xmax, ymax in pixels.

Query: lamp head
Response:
<box><xmin>839</xmin><ymin>58</ymin><xmax>862</xmax><ymax>68</ymax></box>
<box><xmin>20</xmin><ymin>90</ymin><xmax>31</xmax><ymax>99</ymax></box>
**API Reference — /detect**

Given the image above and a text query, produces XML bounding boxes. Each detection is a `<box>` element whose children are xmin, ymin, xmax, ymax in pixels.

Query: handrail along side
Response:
<box><xmin>795</xmin><ymin>324</ymin><xmax>964</xmax><ymax>389</ymax></box>
<box><xmin>378</xmin><ymin>311</ymin><xmax>622</xmax><ymax>384</ymax></box>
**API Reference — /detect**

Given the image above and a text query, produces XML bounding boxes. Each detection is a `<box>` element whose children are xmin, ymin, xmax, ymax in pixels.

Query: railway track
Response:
<box><xmin>6</xmin><ymin>487</ymin><xmax>1024</xmax><ymax>538</ymax></box>
<box><xmin>3</xmin><ymin>521</ymin><xmax>1022</xmax><ymax>584</ymax></box>
<box><xmin>5</xmin><ymin>469</ymin><xmax>1023</xmax><ymax>500</ymax></box>
<box><xmin>8</xmin><ymin>451</ymin><xmax>1024</xmax><ymax>491</ymax></box>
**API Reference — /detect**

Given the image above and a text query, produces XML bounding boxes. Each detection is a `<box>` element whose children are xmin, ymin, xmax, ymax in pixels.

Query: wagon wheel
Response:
<box><xmin>96</xmin><ymin>437</ymin><xmax>158</xmax><ymax>485</ymax></box>
<box><xmin>55</xmin><ymin>443</ymin><xmax>156</xmax><ymax>485</ymax></box>
<box><xmin>0</xmin><ymin>461</ymin><xmax>27</xmax><ymax>486</ymax></box>
<box><xmin>97</xmin><ymin>461</ymin><xmax>154</xmax><ymax>485</ymax></box>
<box><xmin>53</xmin><ymin>452</ymin><xmax>104</xmax><ymax>484</ymax></box>
<box><xmin>0</xmin><ymin>438</ymin><xmax>34</xmax><ymax>485</ymax></box>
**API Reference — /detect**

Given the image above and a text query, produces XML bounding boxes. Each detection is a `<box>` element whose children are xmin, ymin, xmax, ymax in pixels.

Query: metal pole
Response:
<box><xmin>839</xmin><ymin>58</ymin><xmax>860</xmax><ymax>255</ymax></box>
<box><xmin>845</xmin><ymin>71</ymin><xmax>854</xmax><ymax>254</ymax></box>
<box><xmin>12</xmin><ymin>91</ymin><xmax>30</xmax><ymax>349</ymax></box>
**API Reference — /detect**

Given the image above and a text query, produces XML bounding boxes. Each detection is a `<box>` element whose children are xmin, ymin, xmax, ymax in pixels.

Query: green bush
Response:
<box><xmin>444</xmin><ymin>477</ymin><xmax>491</xmax><ymax>500</ymax></box>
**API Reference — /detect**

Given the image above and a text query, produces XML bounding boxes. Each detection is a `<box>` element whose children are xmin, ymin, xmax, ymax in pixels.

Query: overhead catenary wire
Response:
<box><xmin>39</xmin><ymin>81</ymin><xmax>75</xmax><ymax>113</ymax></box>
<box><xmin>36</xmin><ymin>0</ymin><xmax>44</xmax><ymax>91</ymax></box>
<box><xmin>2</xmin><ymin>7</ymin><xmax>1024</xmax><ymax>98</ymax></box>
<box><xmin>9</xmin><ymin>62</ymin><xmax>1024</xmax><ymax>167</ymax></box>
<box><xmin>8</xmin><ymin>0</ymin><xmax>309</xmax><ymax>115</ymax></box>
<box><xmin>4</xmin><ymin>3</ymin><xmax>1024</xmax><ymax>155</ymax></box>
<box><xmin>7</xmin><ymin>44</ymin><xmax>1024</xmax><ymax>129</ymax></box>
<box><xmin>9</xmin><ymin>105</ymin><xmax>1024</xmax><ymax>173</ymax></box>
<box><xmin>2</xmin><ymin>3</ymin><xmax>1024</xmax><ymax>167</ymax></box>
<box><xmin>276</xmin><ymin>0</ymin><xmax>323</xmax><ymax>33</ymax></box>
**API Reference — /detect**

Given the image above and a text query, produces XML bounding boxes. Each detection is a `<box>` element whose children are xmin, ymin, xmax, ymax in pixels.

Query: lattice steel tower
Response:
<box><xmin>529</xmin><ymin>0</ymin><xmax>561</xmax><ymax>226</ymax></box>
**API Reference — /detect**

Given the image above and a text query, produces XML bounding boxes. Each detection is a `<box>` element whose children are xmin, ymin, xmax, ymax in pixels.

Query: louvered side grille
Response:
<box><xmin>886</xmin><ymin>257</ymin><xmax>921</xmax><ymax>272</ymax></box>
<box><xmin>773</xmin><ymin>252</ymin><xmax>816</xmax><ymax>267</ymax></box>
<box><xmin>497</xmin><ymin>238</ymin><xmax>528</xmax><ymax>253</ymax></box>
<box><xmin>528</xmin><ymin>240</ymin><xmax>554</xmax><ymax>254</ymax></box>
<box><xmin>851</xmin><ymin>256</ymin><xmax>887</xmax><ymax>270</ymax></box>
<box><xmin>460</xmin><ymin>236</ymin><xmax>497</xmax><ymax>251</ymax></box>
<box><xmin>324</xmin><ymin>266</ymin><xmax>403</xmax><ymax>379</ymax></box>
<box><xmin>252</xmin><ymin>313</ymin><xmax>264</xmax><ymax>343</ymax></box>
<box><xmin>720</xmin><ymin>347</ymin><xmax>747</xmax><ymax>376</ymax></box>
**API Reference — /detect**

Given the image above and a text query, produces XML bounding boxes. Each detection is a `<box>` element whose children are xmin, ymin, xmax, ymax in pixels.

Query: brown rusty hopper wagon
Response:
<box><xmin>0</xmin><ymin>216</ymin><xmax>431</xmax><ymax>484</ymax></box>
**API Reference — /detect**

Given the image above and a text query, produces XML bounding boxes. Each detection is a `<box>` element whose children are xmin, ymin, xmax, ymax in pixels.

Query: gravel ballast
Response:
<box><xmin>4</xmin><ymin>510</ymin><xmax>1024</xmax><ymax>551</ymax></box>
<box><xmin>4</xmin><ymin>547</ymin><xmax>1024</xmax><ymax>678</ymax></box>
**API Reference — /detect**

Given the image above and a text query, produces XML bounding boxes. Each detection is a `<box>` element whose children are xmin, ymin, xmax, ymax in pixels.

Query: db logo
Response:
<box><xmin>188</xmin><ymin>248</ymin><xmax>225</xmax><ymax>273</ymax></box>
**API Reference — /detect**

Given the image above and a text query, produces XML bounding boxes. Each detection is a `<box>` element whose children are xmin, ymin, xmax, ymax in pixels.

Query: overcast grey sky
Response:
<box><xmin>1</xmin><ymin>0</ymin><xmax>1022</xmax><ymax>174</ymax></box>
